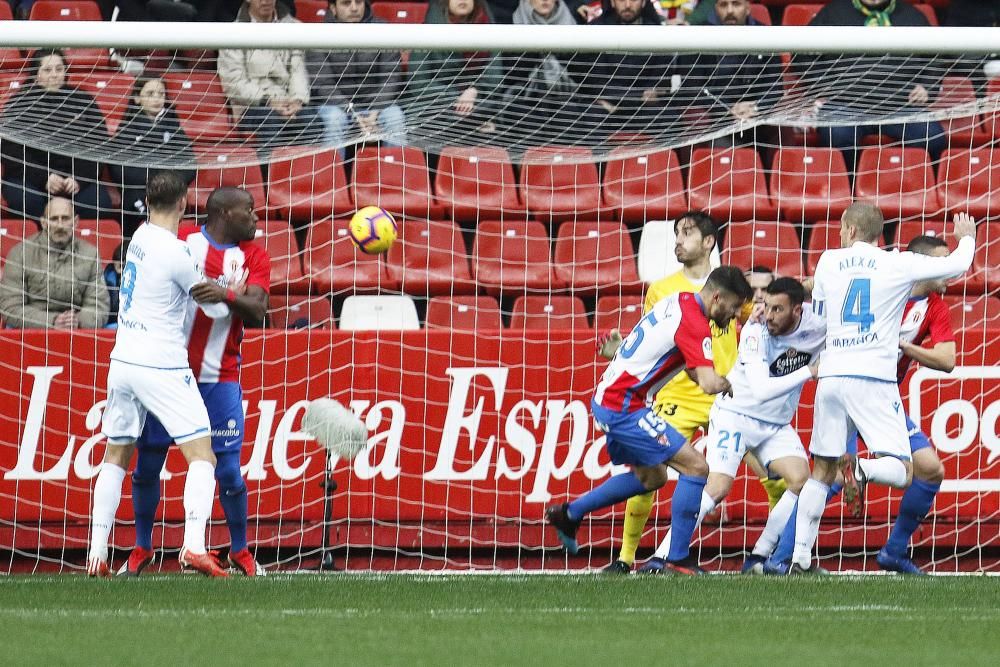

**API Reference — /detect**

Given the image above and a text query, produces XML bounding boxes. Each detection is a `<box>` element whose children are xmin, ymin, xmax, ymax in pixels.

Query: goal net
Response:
<box><xmin>0</xmin><ymin>15</ymin><xmax>998</xmax><ymax>574</ymax></box>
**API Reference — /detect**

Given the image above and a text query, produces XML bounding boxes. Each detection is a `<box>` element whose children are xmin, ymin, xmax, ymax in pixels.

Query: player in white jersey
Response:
<box><xmin>641</xmin><ymin>278</ymin><xmax>826</xmax><ymax>573</ymax></box>
<box><xmin>546</xmin><ymin>267</ymin><xmax>752</xmax><ymax>574</ymax></box>
<box><xmin>789</xmin><ymin>203</ymin><xmax>977</xmax><ymax>573</ymax></box>
<box><xmin>87</xmin><ymin>171</ymin><xmax>233</xmax><ymax>578</ymax></box>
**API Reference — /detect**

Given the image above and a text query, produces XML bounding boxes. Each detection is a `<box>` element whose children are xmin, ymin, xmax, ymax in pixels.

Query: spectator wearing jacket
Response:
<box><xmin>307</xmin><ymin>0</ymin><xmax>407</xmax><ymax>154</ymax></box>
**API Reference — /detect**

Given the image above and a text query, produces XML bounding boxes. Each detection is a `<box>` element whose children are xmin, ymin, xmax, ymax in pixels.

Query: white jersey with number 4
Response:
<box><xmin>111</xmin><ymin>223</ymin><xmax>222</xmax><ymax>369</ymax></box>
<box><xmin>811</xmin><ymin>237</ymin><xmax>974</xmax><ymax>382</ymax></box>
<box><xmin>717</xmin><ymin>308</ymin><xmax>826</xmax><ymax>426</ymax></box>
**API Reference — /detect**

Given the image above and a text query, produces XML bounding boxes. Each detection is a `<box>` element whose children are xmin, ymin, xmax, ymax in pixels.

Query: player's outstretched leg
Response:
<box><xmin>878</xmin><ymin>446</ymin><xmax>942</xmax><ymax>575</ymax></box>
<box><xmin>88</xmin><ymin>443</ymin><xmax>134</xmax><ymax>577</ymax></box>
<box><xmin>120</xmin><ymin>445</ymin><xmax>168</xmax><ymax>576</ymax></box>
<box><xmin>546</xmin><ymin>470</ymin><xmax>650</xmax><ymax>555</ymax></box>
<box><xmin>177</xmin><ymin>436</ymin><xmax>228</xmax><ymax>577</ymax></box>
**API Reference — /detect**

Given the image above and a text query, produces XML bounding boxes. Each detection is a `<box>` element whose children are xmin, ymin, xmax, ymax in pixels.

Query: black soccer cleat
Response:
<box><xmin>545</xmin><ymin>503</ymin><xmax>581</xmax><ymax>555</ymax></box>
<box><xmin>601</xmin><ymin>559</ymin><xmax>631</xmax><ymax>574</ymax></box>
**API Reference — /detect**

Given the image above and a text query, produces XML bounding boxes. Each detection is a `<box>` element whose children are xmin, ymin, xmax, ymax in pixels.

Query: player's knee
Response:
<box><xmin>915</xmin><ymin>454</ymin><xmax>945</xmax><ymax>484</ymax></box>
<box><xmin>688</xmin><ymin>457</ymin><xmax>710</xmax><ymax>479</ymax></box>
<box><xmin>214</xmin><ymin>458</ymin><xmax>245</xmax><ymax>492</ymax></box>
<box><xmin>637</xmin><ymin>465</ymin><xmax>669</xmax><ymax>491</ymax></box>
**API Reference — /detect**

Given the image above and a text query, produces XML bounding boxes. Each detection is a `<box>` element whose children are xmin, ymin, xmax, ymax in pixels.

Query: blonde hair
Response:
<box><xmin>841</xmin><ymin>202</ymin><xmax>884</xmax><ymax>243</ymax></box>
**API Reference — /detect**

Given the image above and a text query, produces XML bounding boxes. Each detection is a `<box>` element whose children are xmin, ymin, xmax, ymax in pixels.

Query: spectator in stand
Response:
<box><xmin>498</xmin><ymin>0</ymin><xmax>600</xmax><ymax>147</ymax></box>
<box><xmin>944</xmin><ymin>0</ymin><xmax>1000</xmax><ymax>95</ymax></box>
<box><xmin>579</xmin><ymin>0</ymin><xmax>696</xmax><ymax>139</ymax></box>
<box><xmin>307</xmin><ymin>0</ymin><xmax>407</xmax><ymax>155</ymax></box>
<box><xmin>218</xmin><ymin>0</ymin><xmax>324</xmax><ymax>151</ymax></box>
<box><xmin>107</xmin><ymin>76</ymin><xmax>196</xmax><ymax>239</ymax></box>
<box><xmin>0</xmin><ymin>49</ymin><xmax>114</xmax><ymax>221</ymax></box>
<box><xmin>795</xmin><ymin>0</ymin><xmax>945</xmax><ymax>168</ymax></box>
<box><xmin>691</xmin><ymin>0</ymin><xmax>782</xmax><ymax>143</ymax></box>
<box><xmin>103</xmin><ymin>243</ymin><xmax>124</xmax><ymax>328</ymax></box>
<box><xmin>406</xmin><ymin>0</ymin><xmax>504</xmax><ymax>140</ymax></box>
<box><xmin>0</xmin><ymin>197</ymin><xmax>109</xmax><ymax>329</ymax></box>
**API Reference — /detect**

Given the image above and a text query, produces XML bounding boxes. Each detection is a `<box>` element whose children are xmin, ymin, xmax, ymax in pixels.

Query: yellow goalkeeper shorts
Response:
<box><xmin>653</xmin><ymin>401</ymin><xmax>709</xmax><ymax>443</ymax></box>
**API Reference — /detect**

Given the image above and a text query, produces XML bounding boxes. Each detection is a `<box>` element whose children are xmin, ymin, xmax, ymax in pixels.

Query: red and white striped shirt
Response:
<box><xmin>594</xmin><ymin>291</ymin><xmax>714</xmax><ymax>413</ymax></box>
<box><xmin>180</xmin><ymin>225</ymin><xmax>271</xmax><ymax>383</ymax></box>
<box><xmin>896</xmin><ymin>292</ymin><xmax>954</xmax><ymax>384</ymax></box>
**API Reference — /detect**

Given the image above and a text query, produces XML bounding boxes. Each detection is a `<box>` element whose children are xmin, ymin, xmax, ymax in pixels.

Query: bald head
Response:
<box><xmin>41</xmin><ymin>197</ymin><xmax>77</xmax><ymax>249</ymax></box>
<box><xmin>841</xmin><ymin>202</ymin><xmax>884</xmax><ymax>246</ymax></box>
<box><xmin>205</xmin><ymin>187</ymin><xmax>258</xmax><ymax>244</ymax></box>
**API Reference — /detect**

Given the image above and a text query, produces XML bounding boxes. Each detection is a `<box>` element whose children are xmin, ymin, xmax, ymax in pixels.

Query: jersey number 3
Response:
<box><xmin>841</xmin><ymin>278</ymin><xmax>874</xmax><ymax>333</ymax></box>
<box><xmin>120</xmin><ymin>261</ymin><xmax>138</xmax><ymax>313</ymax></box>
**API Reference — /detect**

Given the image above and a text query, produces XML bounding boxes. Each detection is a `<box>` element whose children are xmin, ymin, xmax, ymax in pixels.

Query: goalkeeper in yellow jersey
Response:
<box><xmin>596</xmin><ymin>213</ymin><xmax>783</xmax><ymax>574</ymax></box>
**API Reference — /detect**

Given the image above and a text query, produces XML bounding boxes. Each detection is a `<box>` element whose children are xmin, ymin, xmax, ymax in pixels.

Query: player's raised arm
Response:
<box><xmin>901</xmin><ymin>212</ymin><xmax>977</xmax><ymax>282</ymax></box>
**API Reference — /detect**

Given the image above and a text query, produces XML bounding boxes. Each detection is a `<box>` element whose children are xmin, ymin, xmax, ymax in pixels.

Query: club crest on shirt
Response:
<box><xmin>702</xmin><ymin>337</ymin><xmax>714</xmax><ymax>360</ymax></box>
<box><xmin>769</xmin><ymin>348</ymin><xmax>810</xmax><ymax>376</ymax></box>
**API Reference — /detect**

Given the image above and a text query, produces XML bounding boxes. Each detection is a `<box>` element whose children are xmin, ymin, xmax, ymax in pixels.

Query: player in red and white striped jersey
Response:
<box><xmin>547</xmin><ymin>267</ymin><xmax>751</xmax><ymax>573</ymax></box>
<box><xmin>122</xmin><ymin>187</ymin><xmax>271</xmax><ymax>577</ymax></box>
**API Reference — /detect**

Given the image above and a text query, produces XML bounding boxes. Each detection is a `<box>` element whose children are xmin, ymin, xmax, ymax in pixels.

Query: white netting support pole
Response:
<box><xmin>0</xmin><ymin>22</ymin><xmax>999</xmax><ymax>55</ymax></box>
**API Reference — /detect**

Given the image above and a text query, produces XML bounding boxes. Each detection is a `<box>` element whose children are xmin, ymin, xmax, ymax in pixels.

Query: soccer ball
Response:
<box><xmin>348</xmin><ymin>206</ymin><xmax>398</xmax><ymax>255</ymax></box>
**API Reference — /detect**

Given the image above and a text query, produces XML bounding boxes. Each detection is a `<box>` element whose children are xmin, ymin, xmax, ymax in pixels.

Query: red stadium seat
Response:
<box><xmin>771</xmin><ymin>147</ymin><xmax>853</xmax><ymax>224</ymax></box>
<box><xmin>268</xmin><ymin>295</ymin><xmax>334</xmax><ymax>328</ymax></box>
<box><xmin>371</xmin><ymin>2</ymin><xmax>429</xmax><ymax>23</ymax></box>
<box><xmin>304</xmin><ymin>218</ymin><xmax>396</xmax><ymax>295</ymax></box>
<box><xmin>931</xmin><ymin>77</ymin><xmax>990</xmax><ymax>148</ymax></box>
<box><xmin>945</xmin><ymin>295</ymin><xmax>1000</xmax><ymax>331</ymax></box>
<box><xmin>509</xmin><ymin>295</ymin><xmax>589</xmax><ymax>330</ymax></box>
<box><xmin>985</xmin><ymin>78</ymin><xmax>1000</xmax><ymax>142</ymax></box>
<box><xmin>70</xmin><ymin>72</ymin><xmax>134</xmax><ymax>135</ymax></box>
<box><xmin>250</xmin><ymin>218</ymin><xmax>311</xmax><ymax>295</ymax></box>
<box><xmin>434</xmin><ymin>146</ymin><xmax>524</xmax><ymax>222</ymax></box>
<box><xmin>894</xmin><ymin>219</ymin><xmax>950</xmax><ymax>250</ymax></box>
<box><xmin>0</xmin><ymin>219</ymin><xmax>39</xmax><ymax>266</ymax></box>
<box><xmin>854</xmin><ymin>147</ymin><xmax>941</xmax><ymax>220</ymax></box>
<box><xmin>0</xmin><ymin>3</ymin><xmax>11</xmax><ymax>19</ymax></box>
<box><xmin>781</xmin><ymin>4</ymin><xmax>821</xmax><ymax>26</ymax></box>
<box><xmin>163</xmin><ymin>72</ymin><xmax>234</xmax><ymax>142</ymax></box>
<box><xmin>594</xmin><ymin>295</ymin><xmax>644</xmax><ymax>335</ymax></box>
<box><xmin>0</xmin><ymin>47</ymin><xmax>24</xmax><ymax>72</ymax></box>
<box><xmin>352</xmin><ymin>146</ymin><xmax>444</xmax><ymax>219</ymax></box>
<box><xmin>472</xmin><ymin>220</ymin><xmax>558</xmax><ymax>294</ymax></box>
<box><xmin>553</xmin><ymin>221</ymin><xmax>643</xmax><ymax>295</ymax></box>
<box><xmin>520</xmin><ymin>146</ymin><xmax>606</xmax><ymax>222</ymax></box>
<box><xmin>722</xmin><ymin>219</ymin><xmax>803</xmax><ymax>276</ymax></box>
<box><xmin>29</xmin><ymin>1</ymin><xmax>102</xmax><ymax>20</ymax></box>
<box><xmin>76</xmin><ymin>219</ymin><xmax>121</xmax><ymax>266</ymax></box>
<box><xmin>187</xmin><ymin>147</ymin><xmax>267</xmax><ymax>216</ymax></box>
<box><xmin>804</xmin><ymin>221</ymin><xmax>839</xmax><ymax>275</ymax></box>
<box><xmin>425</xmin><ymin>295</ymin><xmax>503</xmax><ymax>330</ymax></box>
<box><xmin>749</xmin><ymin>4</ymin><xmax>772</xmax><ymax>25</ymax></box>
<box><xmin>688</xmin><ymin>148</ymin><xmax>776</xmax><ymax>222</ymax></box>
<box><xmin>0</xmin><ymin>74</ymin><xmax>26</xmax><ymax>112</ymax></box>
<box><xmin>970</xmin><ymin>222</ymin><xmax>1000</xmax><ymax>295</ymax></box>
<box><xmin>603</xmin><ymin>147</ymin><xmax>687</xmax><ymax>225</ymax></box>
<box><xmin>267</xmin><ymin>146</ymin><xmax>353</xmax><ymax>222</ymax></box>
<box><xmin>385</xmin><ymin>218</ymin><xmax>475</xmax><ymax>296</ymax></box>
<box><xmin>294</xmin><ymin>0</ymin><xmax>329</xmax><ymax>22</ymax></box>
<box><xmin>28</xmin><ymin>3</ymin><xmax>108</xmax><ymax>70</ymax></box>
<box><xmin>937</xmin><ymin>148</ymin><xmax>1000</xmax><ymax>219</ymax></box>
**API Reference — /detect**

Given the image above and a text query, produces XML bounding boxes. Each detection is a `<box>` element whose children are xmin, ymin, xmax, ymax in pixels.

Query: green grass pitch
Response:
<box><xmin>2</xmin><ymin>574</ymin><xmax>998</xmax><ymax>666</ymax></box>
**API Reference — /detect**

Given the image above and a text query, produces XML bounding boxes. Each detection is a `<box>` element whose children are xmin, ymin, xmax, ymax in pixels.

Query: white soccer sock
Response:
<box><xmin>753</xmin><ymin>490</ymin><xmax>797</xmax><ymax>558</ymax></box>
<box><xmin>89</xmin><ymin>463</ymin><xmax>127</xmax><ymax>561</ymax></box>
<box><xmin>651</xmin><ymin>491</ymin><xmax>717</xmax><ymax>560</ymax></box>
<box><xmin>791</xmin><ymin>479</ymin><xmax>830</xmax><ymax>569</ymax></box>
<box><xmin>857</xmin><ymin>457</ymin><xmax>908</xmax><ymax>488</ymax></box>
<box><xmin>182</xmin><ymin>460</ymin><xmax>216</xmax><ymax>555</ymax></box>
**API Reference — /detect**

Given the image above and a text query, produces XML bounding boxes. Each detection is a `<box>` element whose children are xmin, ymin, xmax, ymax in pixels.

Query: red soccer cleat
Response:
<box><xmin>840</xmin><ymin>454</ymin><xmax>866</xmax><ymax>518</ymax></box>
<box><xmin>227</xmin><ymin>549</ymin><xmax>266</xmax><ymax>577</ymax></box>
<box><xmin>118</xmin><ymin>546</ymin><xmax>155</xmax><ymax>577</ymax></box>
<box><xmin>87</xmin><ymin>555</ymin><xmax>111</xmax><ymax>578</ymax></box>
<box><xmin>179</xmin><ymin>548</ymin><xmax>229</xmax><ymax>578</ymax></box>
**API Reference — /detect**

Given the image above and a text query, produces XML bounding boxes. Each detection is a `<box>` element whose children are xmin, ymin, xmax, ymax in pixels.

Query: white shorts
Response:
<box><xmin>101</xmin><ymin>360</ymin><xmax>211</xmax><ymax>445</ymax></box>
<box><xmin>810</xmin><ymin>376</ymin><xmax>910</xmax><ymax>460</ymax></box>
<box><xmin>704</xmin><ymin>406</ymin><xmax>807</xmax><ymax>479</ymax></box>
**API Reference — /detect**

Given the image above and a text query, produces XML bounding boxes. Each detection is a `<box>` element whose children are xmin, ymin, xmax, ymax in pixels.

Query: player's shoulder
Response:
<box><xmin>178</xmin><ymin>224</ymin><xmax>201</xmax><ymax>241</ymax></box>
<box><xmin>238</xmin><ymin>238</ymin><xmax>269</xmax><ymax>261</ymax></box>
<box><xmin>650</xmin><ymin>270</ymin><xmax>694</xmax><ymax>297</ymax></box>
<box><xmin>925</xmin><ymin>292</ymin><xmax>952</xmax><ymax>320</ymax></box>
